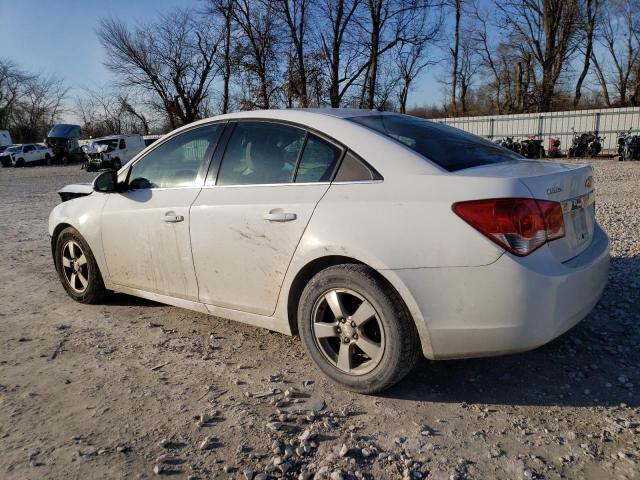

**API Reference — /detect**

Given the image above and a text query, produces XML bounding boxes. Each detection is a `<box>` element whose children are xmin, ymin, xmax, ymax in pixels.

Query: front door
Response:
<box><xmin>190</xmin><ymin>121</ymin><xmax>344</xmax><ymax>315</ymax></box>
<box><xmin>101</xmin><ymin>124</ymin><xmax>224</xmax><ymax>301</ymax></box>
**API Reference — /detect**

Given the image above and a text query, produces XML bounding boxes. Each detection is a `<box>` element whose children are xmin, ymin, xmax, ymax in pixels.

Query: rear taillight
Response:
<box><xmin>452</xmin><ymin>198</ymin><xmax>565</xmax><ymax>256</ymax></box>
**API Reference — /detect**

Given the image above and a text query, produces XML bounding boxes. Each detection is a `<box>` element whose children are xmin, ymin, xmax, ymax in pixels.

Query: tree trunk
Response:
<box><xmin>591</xmin><ymin>53</ymin><xmax>611</xmax><ymax>106</ymax></box>
<box><xmin>222</xmin><ymin>7</ymin><xmax>232</xmax><ymax>114</ymax></box>
<box><xmin>574</xmin><ymin>0</ymin><xmax>596</xmax><ymax>108</ymax></box>
<box><xmin>450</xmin><ymin>0</ymin><xmax>461</xmax><ymax>116</ymax></box>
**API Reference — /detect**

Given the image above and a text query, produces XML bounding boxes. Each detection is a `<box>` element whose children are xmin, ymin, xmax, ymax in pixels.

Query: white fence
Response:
<box><xmin>430</xmin><ymin>107</ymin><xmax>640</xmax><ymax>155</ymax></box>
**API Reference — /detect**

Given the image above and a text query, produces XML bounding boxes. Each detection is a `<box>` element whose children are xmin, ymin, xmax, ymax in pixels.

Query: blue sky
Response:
<box><xmin>0</xmin><ymin>0</ymin><xmax>445</xmax><ymax>120</ymax></box>
<box><xmin>0</xmin><ymin>0</ymin><xmax>185</xmax><ymax>91</ymax></box>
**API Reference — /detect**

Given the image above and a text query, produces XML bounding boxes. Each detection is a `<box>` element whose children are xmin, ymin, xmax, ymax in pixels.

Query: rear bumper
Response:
<box><xmin>390</xmin><ymin>225</ymin><xmax>610</xmax><ymax>359</ymax></box>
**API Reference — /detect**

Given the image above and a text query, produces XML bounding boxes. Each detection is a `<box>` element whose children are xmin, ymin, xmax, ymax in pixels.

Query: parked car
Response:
<box><xmin>49</xmin><ymin>109</ymin><xmax>609</xmax><ymax>393</ymax></box>
<box><xmin>46</xmin><ymin>124</ymin><xmax>83</xmax><ymax>164</ymax></box>
<box><xmin>0</xmin><ymin>143</ymin><xmax>53</xmax><ymax>167</ymax></box>
<box><xmin>83</xmin><ymin>135</ymin><xmax>146</xmax><ymax>171</ymax></box>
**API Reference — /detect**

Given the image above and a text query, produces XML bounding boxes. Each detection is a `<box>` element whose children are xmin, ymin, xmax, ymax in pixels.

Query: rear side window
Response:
<box><xmin>295</xmin><ymin>135</ymin><xmax>342</xmax><ymax>183</ymax></box>
<box><xmin>334</xmin><ymin>152</ymin><xmax>380</xmax><ymax>182</ymax></box>
<box><xmin>217</xmin><ymin>122</ymin><xmax>305</xmax><ymax>185</ymax></box>
<box><xmin>348</xmin><ymin>114</ymin><xmax>521</xmax><ymax>172</ymax></box>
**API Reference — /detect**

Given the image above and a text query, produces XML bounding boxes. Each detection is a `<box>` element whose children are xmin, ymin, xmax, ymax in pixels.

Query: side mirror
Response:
<box><xmin>93</xmin><ymin>170</ymin><xmax>117</xmax><ymax>193</ymax></box>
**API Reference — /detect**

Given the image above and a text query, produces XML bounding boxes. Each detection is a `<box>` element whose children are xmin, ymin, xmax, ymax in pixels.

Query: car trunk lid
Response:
<box><xmin>459</xmin><ymin>160</ymin><xmax>596</xmax><ymax>262</ymax></box>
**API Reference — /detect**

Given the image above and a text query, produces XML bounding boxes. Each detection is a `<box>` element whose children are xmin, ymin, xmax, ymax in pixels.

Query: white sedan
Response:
<box><xmin>49</xmin><ymin>109</ymin><xmax>609</xmax><ymax>393</ymax></box>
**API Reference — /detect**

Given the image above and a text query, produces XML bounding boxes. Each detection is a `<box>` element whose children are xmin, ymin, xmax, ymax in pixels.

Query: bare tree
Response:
<box><xmin>497</xmin><ymin>0</ymin><xmax>580</xmax><ymax>112</ymax></box>
<box><xmin>457</xmin><ymin>35</ymin><xmax>481</xmax><ymax>114</ymax></box>
<box><xmin>0</xmin><ymin>59</ymin><xmax>31</xmax><ymax>130</ymax></box>
<box><xmin>395</xmin><ymin>14</ymin><xmax>441</xmax><ymax>113</ymax></box>
<box><xmin>233</xmin><ymin>0</ymin><xmax>280</xmax><ymax>109</ymax></box>
<box><xmin>595</xmin><ymin>0</ymin><xmax>640</xmax><ymax>106</ymax></box>
<box><xmin>206</xmin><ymin>0</ymin><xmax>236</xmax><ymax>113</ymax></box>
<box><xmin>359</xmin><ymin>0</ymin><xmax>427</xmax><ymax>110</ymax></box>
<box><xmin>317</xmin><ymin>0</ymin><xmax>366</xmax><ymax>107</ymax></box>
<box><xmin>573</xmin><ymin>0</ymin><xmax>599</xmax><ymax>107</ymax></box>
<box><xmin>9</xmin><ymin>73</ymin><xmax>68</xmax><ymax>143</ymax></box>
<box><xmin>97</xmin><ymin>9</ymin><xmax>220</xmax><ymax>129</ymax></box>
<box><xmin>273</xmin><ymin>0</ymin><xmax>311</xmax><ymax>107</ymax></box>
<box><xmin>449</xmin><ymin>0</ymin><xmax>461</xmax><ymax>115</ymax></box>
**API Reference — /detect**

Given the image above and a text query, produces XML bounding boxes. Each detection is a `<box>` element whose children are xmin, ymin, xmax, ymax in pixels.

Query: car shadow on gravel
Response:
<box><xmin>101</xmin><ymin>293</ymin><xmax>163</xmax><ymax>307</ymax></box>
<box><xmin>383</xmin><ymin>256</ymin><xmax>640</xmax><ymax>408</ymax></box>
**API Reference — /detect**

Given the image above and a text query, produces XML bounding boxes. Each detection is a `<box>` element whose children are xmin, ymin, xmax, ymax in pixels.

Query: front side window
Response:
<box><xmin>119</xmin><ymin>139</ymin><xmax>126</xmax><ymax>149</ymax></box>
<box><xmin>216</xmin><ymin>122</ymin><xmax>305</xmax><ymax>185</ymax></box>
<box><xmin>295</xmin><ymin>135</ymin><xmax>342</xmax><ymax>183</ymax></box>
<box><xmin>128</xmin><ymin>124</ymin><xmax>221</xmax><ymax>189</ymax></box>
<box><xmin>349</xmin><ymin>114</ymin><xmax>522</xmax><ymax>172</ymax></box>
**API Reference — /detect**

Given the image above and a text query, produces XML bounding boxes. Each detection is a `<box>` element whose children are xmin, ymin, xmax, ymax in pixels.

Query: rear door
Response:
<box><xmin>23</xmin><ymin>145</ymin><xmax>36</xmax><ymax>163</ymax></box>
<box><xmin>190</xmin><ymin>121</ymin><xmax>344</xmax><ymax>316</ymax></box>
<box><xmin>101</xmin><ymin>124</ymin><xmax>224</xmax><ymax>300</ymax></box>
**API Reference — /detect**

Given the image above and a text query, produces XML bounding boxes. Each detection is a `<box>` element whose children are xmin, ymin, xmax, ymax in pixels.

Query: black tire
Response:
<box><xmin>297</xmin><ymin>264</ymin><xmax>419</xmax><ymax>394</ymax></box>
<box><xmin>54</xmin><ymin>227</ymin><xmax>108</xmax><ymax>304</ymax></box>
<box><xmin>16</xmin><ymin>158</ymin><xmax>25</xmax><ymax>167</ymax></box>
<box><xmin>112</xmin><ymin>158</ymin><xmax>122</xmax><ymax>170</ymax></box>
<box><xmin>45</xmin><ymin>154</ymin><xmax>51</xmax><ymax>166</ymax></box>
<box><xmin>61</xmin><ymin>155</ymin><xmax>69</xmax><ymax>165</ymax></box>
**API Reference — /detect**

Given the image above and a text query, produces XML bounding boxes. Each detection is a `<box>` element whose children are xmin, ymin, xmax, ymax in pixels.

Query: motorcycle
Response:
<box><xmin>519</xmin><ymin>135</ymin><xmax>545</xmax><ymax>158</ymax></box>
<box><xmin>495</xmin><ymin>136</ymin><xmax>520</xmax><ymax>154</ymax></box>
<box><xmin>617</xmin><ymin>129</ymin><xmax>640</xmax><ymax>161</ymax></box>
<box><xmin>548</xmin><ymin>137</ymin><xmax>561</xmax><ymax>158</ymax></box>
<box><xmin>568</xmin><ymin>129</ymin><xmax>602</xmax><ymax>158</ymax></box>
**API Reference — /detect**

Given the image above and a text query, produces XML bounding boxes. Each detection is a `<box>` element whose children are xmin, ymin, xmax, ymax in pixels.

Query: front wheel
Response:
<box><xmin>54</xmin><ymin>227</ymin><xmax>108</xmax><ymax>304</ymax></box>
<box><xmin>297</xmin><ymin>264</ymin><xmax>419</xmax><ymax>394</ymax></box>
<box><xmin>16</xmin><ymin>158</ymin><xmax>25</xmax><ymax>167</ymax></box>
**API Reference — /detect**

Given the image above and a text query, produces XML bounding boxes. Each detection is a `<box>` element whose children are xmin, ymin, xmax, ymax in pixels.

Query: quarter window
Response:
<box><xmin>295</xmin><ymin>135</ymin><xmax>342</xmax><ymax>183</ymax></box>
<box><xmin>334</xmin><ymin>151</ymin><xmax>380</xmax><ymax>182</ymax></box>
<box><xmin>216</xmin><ymin>122</ymin><xmax>305</xmax><ymax>185</ymax></box>
<box><xmin>128</xmin><ymin>124</ymin><xmax>221</xmax><ymax>189</ymax></box>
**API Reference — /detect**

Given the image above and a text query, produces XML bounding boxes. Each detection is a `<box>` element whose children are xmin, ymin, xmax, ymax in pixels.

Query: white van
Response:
<box><xmin>83</xmin><ymin>134</ymin><xmax>145</xmax><ymax>171</ymax></box>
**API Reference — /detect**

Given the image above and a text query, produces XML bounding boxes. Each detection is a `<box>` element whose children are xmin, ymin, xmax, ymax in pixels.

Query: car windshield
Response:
<box><xmin>6</xmin><ymin>146</ymin><xmax>21</xmax><ymax>153</ymax></box>
<box><xmin>348</xmin><ymin>114</ymin><xmax>522</xmax><ymax>172</ymax></box>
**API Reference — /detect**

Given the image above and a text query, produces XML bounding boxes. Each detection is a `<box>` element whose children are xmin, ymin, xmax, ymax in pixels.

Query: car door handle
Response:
<box><xmin>263</xmin><ymin>211</ymin><xmax>297</xmax><ymax>222</ymax></box>
<box><xmin>162</xmin><ymin>212</ymin><xmax>184</xmax><ymax>223</ymax></box>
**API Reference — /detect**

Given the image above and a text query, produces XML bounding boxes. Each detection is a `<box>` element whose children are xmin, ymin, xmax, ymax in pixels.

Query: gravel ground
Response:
<box><xmin>0</xmin><ymin>160</ymin><xmax>638</xmax><ymax>480</ymax></box>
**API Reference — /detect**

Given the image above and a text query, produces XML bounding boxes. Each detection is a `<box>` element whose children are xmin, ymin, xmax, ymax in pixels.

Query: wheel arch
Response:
<box><xmin>51</xmin><ymin>222</ymin><xmax>74</xmax><ymax>269</ymax></box>
<box><xmin>284</xmin><ymin>255</ymin><xmax>433</xmax><ymax>359</ymax></box>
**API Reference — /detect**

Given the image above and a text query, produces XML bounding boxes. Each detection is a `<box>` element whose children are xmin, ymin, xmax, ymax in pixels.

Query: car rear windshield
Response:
<box><xmin>348</xmin><ymin>114</ymin><xmax>522</xmax><ymax>172</ymax></box>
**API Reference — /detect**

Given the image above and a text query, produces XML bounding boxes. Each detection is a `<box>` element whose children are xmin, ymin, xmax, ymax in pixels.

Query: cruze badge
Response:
<box><xmin>546</xmin><ymin>185</ymin><xmax>563</xmax><ymax>195</ymax></box>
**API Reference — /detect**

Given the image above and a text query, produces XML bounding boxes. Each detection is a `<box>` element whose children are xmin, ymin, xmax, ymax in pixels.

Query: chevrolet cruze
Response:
<box><xmin>49</xmin><ymin>109</ymin><xmax>610</xmax><ymax>393</ymax></box>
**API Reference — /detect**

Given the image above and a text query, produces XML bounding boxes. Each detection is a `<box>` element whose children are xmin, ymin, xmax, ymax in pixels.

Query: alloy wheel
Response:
<box><xmin>311</xmin><ymin>288</ymin><xmax>385</xmax><ymax>375</ymax></box>
<box><xmin>61</xmin><ymin>240</ymin><xmax>89</xmax><ymax>293</ymax></box>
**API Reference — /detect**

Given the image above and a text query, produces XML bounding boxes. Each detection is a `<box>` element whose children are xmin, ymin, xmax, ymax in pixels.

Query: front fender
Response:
<box><xmin>49</xmin><ymin>193</ymin><xmax>110</xmax><ymax>281</ymax></box>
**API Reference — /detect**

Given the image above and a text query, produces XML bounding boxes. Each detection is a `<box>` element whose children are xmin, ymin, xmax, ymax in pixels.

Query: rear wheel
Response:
<box><xmin>297</xmin><ymin>264</ymin><xmax>419</xmax><ymax>394</ymax></box>
<box><xmin>54</xmin><ymin>227</ymin><xmax>108</xmax><ymax>304</ymax></box>
<box><xmin>16</xmin><ymin>158</ymin><xmax>24</xmax><ymax>167</ymax></box>
<box><xmin>45</xmin><ymin>154</ymin><xmax>51</xmax><ymax>166</ymax></box>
